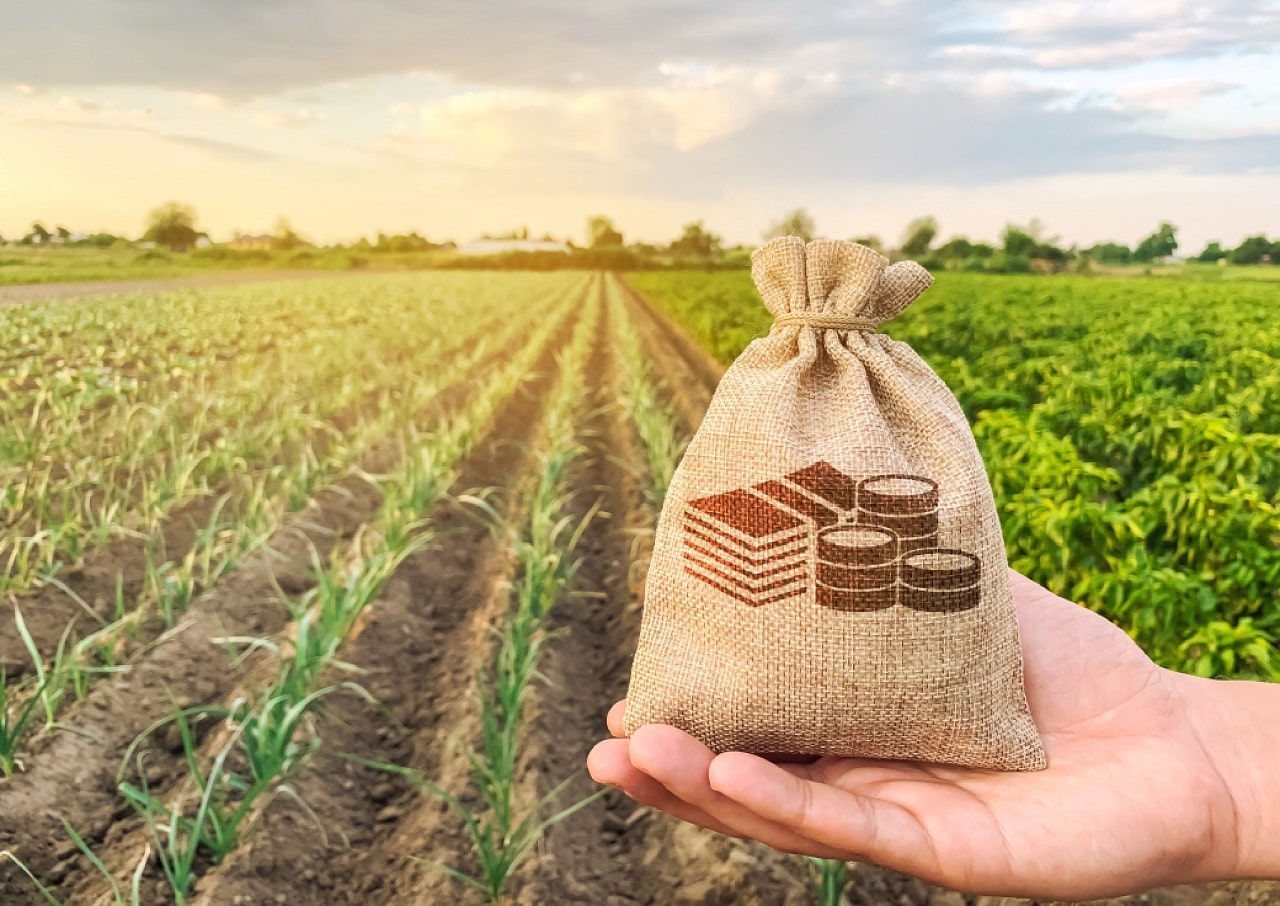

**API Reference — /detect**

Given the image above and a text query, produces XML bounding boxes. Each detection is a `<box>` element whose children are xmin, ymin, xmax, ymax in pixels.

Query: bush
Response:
<box><xmin>988</xmin><ymin>252</ymin><xmax>1031</xmax><ymax>274</ymax></box>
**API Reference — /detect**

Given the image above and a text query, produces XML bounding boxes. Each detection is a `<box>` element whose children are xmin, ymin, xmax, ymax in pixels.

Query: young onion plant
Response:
<box><xmin>399</xmin><ymin>287</ymin><xmax>603</xmax><ymax>903</ymax></box>
<box><xmin>0</xmin><ymin>273</ymin><xmax>569</xmax><ymax>598</ymax></box>
<box><xmin>605</xmin><ymin>277</ymin><xmax>687</xmax><ymax>509</ymax></box>
<box><xmin>85</xmin><ymin>279</ymin><xmax>589</xmax><ymax>903</ymax></box>
<box><xmin>0</xmin><ymin>281</ymin><xmax>573</xmax><ymax>765</ymax></box>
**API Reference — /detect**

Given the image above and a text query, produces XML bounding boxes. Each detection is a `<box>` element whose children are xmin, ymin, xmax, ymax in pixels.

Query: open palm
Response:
<box><xmin>589</xmin><ymin>570</ymin><xmax>1245</xmax><ymax>900</ymax></box>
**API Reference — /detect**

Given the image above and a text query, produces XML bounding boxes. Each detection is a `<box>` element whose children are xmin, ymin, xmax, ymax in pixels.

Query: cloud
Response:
<box><xmin>369</xmin><ymin>73</ymin><xmax>1280</xmax><ymax>205</ymax></box>
<box><xmin>5</xmin><ymin>117</ymin><xmax>277</xmax><ymax>163</ymax></box>
<box><xmin>1</xmin><ymin>0</ymin><xmax>1276</xmax><ymax>227</ymax></box>
<box><xmin>0</xmin><ymin>0</ymin><xmax>935</xmax><ymax>96</ymax></box>
<box><xmin>155</xmin><ymin>132</ymin><xmax>278</xmax><ymax>161</ymax></box>
<box><xmin>1108</xmin><ymin>79</ymin><xmax>1237</xmax><ymax>113</ymax></box>
<box><xmin>254</xmin><ymin>107</ymin><xmax>327</xmax><ymax>127</ymax></box>
<box><xmin>951</xmin><ymin>0</ymin><xmax>1280</xmax><ymax>69</ymax></box>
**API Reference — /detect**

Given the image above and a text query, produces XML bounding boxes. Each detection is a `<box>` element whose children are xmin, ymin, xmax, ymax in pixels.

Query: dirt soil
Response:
<box><xmin>1</xmin><ymin>272</ymin><xmax>1276</xmax><ymax>906</ymax></box>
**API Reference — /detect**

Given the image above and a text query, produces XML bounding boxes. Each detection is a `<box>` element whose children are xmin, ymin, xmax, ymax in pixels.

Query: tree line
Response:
<box><xmin>5</xmin><ymin>202</ymin><xmax>1277</xmax><ymax>270</ymax></box>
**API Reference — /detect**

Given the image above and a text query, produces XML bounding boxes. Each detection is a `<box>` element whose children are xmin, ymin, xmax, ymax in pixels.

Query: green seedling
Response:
<box><xmin>352</xmin><ymin>755</ymin><xmax>603</xmax><ymax>905</ymax></box>
<box><xmin>809</xmin><ymin>858</ymin><xmax>850</xmax><ymax>906</ymax></box>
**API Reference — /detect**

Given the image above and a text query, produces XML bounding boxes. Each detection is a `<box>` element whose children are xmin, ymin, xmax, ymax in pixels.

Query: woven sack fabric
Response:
<box><xmin>624</xmin><ymin>236</ymin><xmax>1046</xmax><ymax>771</ymax></box>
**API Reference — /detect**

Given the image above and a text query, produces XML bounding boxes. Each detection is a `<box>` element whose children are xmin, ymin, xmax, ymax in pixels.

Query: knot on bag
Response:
<box><xmin>752</xmin><ymin>236</ymin><xmax>934</xmax><ymax>329</ymax></box>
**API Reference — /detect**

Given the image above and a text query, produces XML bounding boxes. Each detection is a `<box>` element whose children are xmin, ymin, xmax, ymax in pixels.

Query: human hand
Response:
<box><xmin>590</xmin><ymin>570</ymin><xmax>1279</xmax><ymax>900</ymax></box>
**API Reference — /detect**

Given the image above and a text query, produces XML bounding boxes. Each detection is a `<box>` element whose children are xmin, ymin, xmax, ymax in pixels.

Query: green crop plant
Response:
<box><xmin>0</xmin><ymin>277</ymin><xmax>583</xmax><ymax>746</ymax></box>
<box><xmin>119</xmin><ymin>711</ymin><xmax>249</xmax><ymax>904</ymax></box>
<box><xmin>808</xmin><ymin>858</ymin><xmax>849</xmax><ymax>906</ymax></box>
<box><xmin>606</xmin><ymin>278</ymin><xmax>687</xmax><ymax>508</ymax></box>
<box><xmin>0</xmin><ymin>667</ymin><xmax>47</xmax><ymax>776</ymax></box>
<box><xmin>0</xmin><ymin>271</ymin><xmax>578</xmax><ymax>601</ymax></box>
<box><xmin>350</xmin><ymin>754</ymin><xmax>601</xmax><ymax>905</ymax></box>
<box><xmin>88</xmin><ymin>279</ymin><xmax>592</xmax><ymax>895</ymax></box>
<box><xmin>1178</xmin><ymin>618</ymin><xmax>1279</xmax><ymax>681</ymax></box>
<box><xmin>415</xmin><ymin>288</ymin><xmax>601</xmax><ymax>903</ymax></box>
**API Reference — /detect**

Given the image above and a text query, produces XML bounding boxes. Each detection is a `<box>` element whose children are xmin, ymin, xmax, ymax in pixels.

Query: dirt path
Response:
<box><xmin>0</xmin><ymin>269</ymin><xmax>360</xmax><ymax>306</ymax></box>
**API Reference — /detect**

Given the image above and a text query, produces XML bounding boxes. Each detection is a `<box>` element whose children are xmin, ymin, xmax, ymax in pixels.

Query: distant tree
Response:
<box><xmin>1001</xmin><ymin>224</ymin><xmax>1038</xmax><ymax>258</ymax></box>
<box><xmin>1132</xmin><ymin>221</ymin><xmax>1178</xmax><ymax>262</ymax></box>
<box><xmin>763</xmin><ymin>208</ymin><xmax>816</xmax><ymax>243</ymax></box>
<box><xmin>934</xmin><ymin>236</ymin><xmax>974</xmax><ymax>260</ymax></box>
<box><xmin>144</xmin><ymin>201</ymin><xmax>199</xmax><ymax>251</ymax></box>
<box><xmin>851</xmin><ymin>234</ymin><xmax>884</xmax><ymax>253</ymax></box>
<box><xmin>22</xmin><ymin>222</ymin><xmax>51</xmax><ymax>245</ymax></box>
<box><xmin>1197</xmin><ymin>241</ymin><xmax>1226</xmax><ymax>263</ymax></box>
<box><xmin>1225</xmin><ymin>234</ymin><xmax>1273</xmax><ymax>265</ymax></box>
<box><xmin>271</xmin><ymin>216</ymin><xmax>302</xmax><ymax>251</ymax></box>
<box><xmin>1087</xmin><ymin>242</ymin><xmax>1133</xmax><ymax>265</ymax></box>
<box><xmin>75</xmin><ymin>232</ymin><xmax>124</xmax><ymax>248</ymax></box>
<box><xmin>669</xmin><ymin>220</ymin><xmax>722</xmax><ymax>258</ymax></box>
<box><xmin>1034</xmin><ymin>243</ymin><xmax>1068</xmax><ymax>264</ymax></box>
<box><xmin>587</xmin><ymin>215</ymin><xmax>623</xmax><ymax>249</ymax></box>
<box><xmin>539</xmin><ymin>232</ymin><xmax>557</xmax><ymax>243</ymax></box>
<box><xmin>899</xmin><ymin>216</ymin><xmax>938</xmax><ymax>256</ymax></box>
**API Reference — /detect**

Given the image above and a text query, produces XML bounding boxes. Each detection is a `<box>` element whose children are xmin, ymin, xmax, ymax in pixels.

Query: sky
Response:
<box><xmin>1</xmin><ymin>0</ymin><xmax>1278</xmax><ymax>252</ymax></box>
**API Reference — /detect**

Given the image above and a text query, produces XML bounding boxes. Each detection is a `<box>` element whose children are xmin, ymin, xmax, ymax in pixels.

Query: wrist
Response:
<box><xmin>1175</xmin><ymin>669</ymin><xmax>1280</xmax><ymax>881</ymax></box>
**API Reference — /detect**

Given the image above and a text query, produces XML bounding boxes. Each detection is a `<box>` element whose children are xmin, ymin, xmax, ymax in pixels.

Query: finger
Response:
<box><xmin>588</xmin><ymin>739</ymin><xmax>741</xmax><ymax>837</ymax></box>
<box><xmin>606</xmin><ymin>699</ymin><xmax>627</xmax><ymax>738</ymax></box>
<box><xmin>628</xmin><ymin>726</ymin><xmax>853</xmax><ymax>859</ymax></box>
<box><xmin>709</xmin><ymin>751</ymin><xmax>933</xmax><ymax>873</ymax></box>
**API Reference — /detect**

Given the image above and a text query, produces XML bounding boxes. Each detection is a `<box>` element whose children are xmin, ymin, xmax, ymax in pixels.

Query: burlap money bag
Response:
<box><xmin>624</xmin><ymin>236</ymin><xmax>1046</xmax><ymax>771</ymax></box>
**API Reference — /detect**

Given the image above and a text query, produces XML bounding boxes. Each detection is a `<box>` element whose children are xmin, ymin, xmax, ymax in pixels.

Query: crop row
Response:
<box><xmin>407</xmin><ymin>278</ymin><xmax>603</xmax><ymax>902</ymax></box>
<box><xmin>0</xmin><ymin>273</ymin><xmax>578</xmax><ymax>596</ymax></box>
<box><xmin>0</xmin><ymin>277</ymin><xmax>586</xmax><ymax>781</ymax></box>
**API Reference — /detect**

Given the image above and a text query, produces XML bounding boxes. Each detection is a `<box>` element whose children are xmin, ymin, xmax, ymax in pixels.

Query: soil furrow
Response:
<box><xmin>613</xmin><ymin>274</ymin><xmax>723</xmax><ymax>431</ymax></box>
<box><xmin>0</xmin><ymin>290</ymin><xmax>584</xmax><ymax>906</ymax></box>
<box><xmin>184</xmin><ymin>279</ymin><xmax>591</xmax><ymax>906</ymax></box>
<box><xmin>499</xmin><ymin>274</ymin><xmax>659</xmax><ymax>905</ymax></box>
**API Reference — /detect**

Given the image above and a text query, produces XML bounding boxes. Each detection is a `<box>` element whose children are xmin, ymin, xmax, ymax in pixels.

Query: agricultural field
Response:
<box><xmin>0</xmin><ymin>268</ymin><xmax>1276</xmax><ymax>906</ymax></box>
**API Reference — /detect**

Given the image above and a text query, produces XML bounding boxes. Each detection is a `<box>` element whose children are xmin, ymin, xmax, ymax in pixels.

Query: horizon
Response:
<box><xmin>2</xmin><ymin>1</ymin><xmax>1278</xmax><ymax>253</ymax></box>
